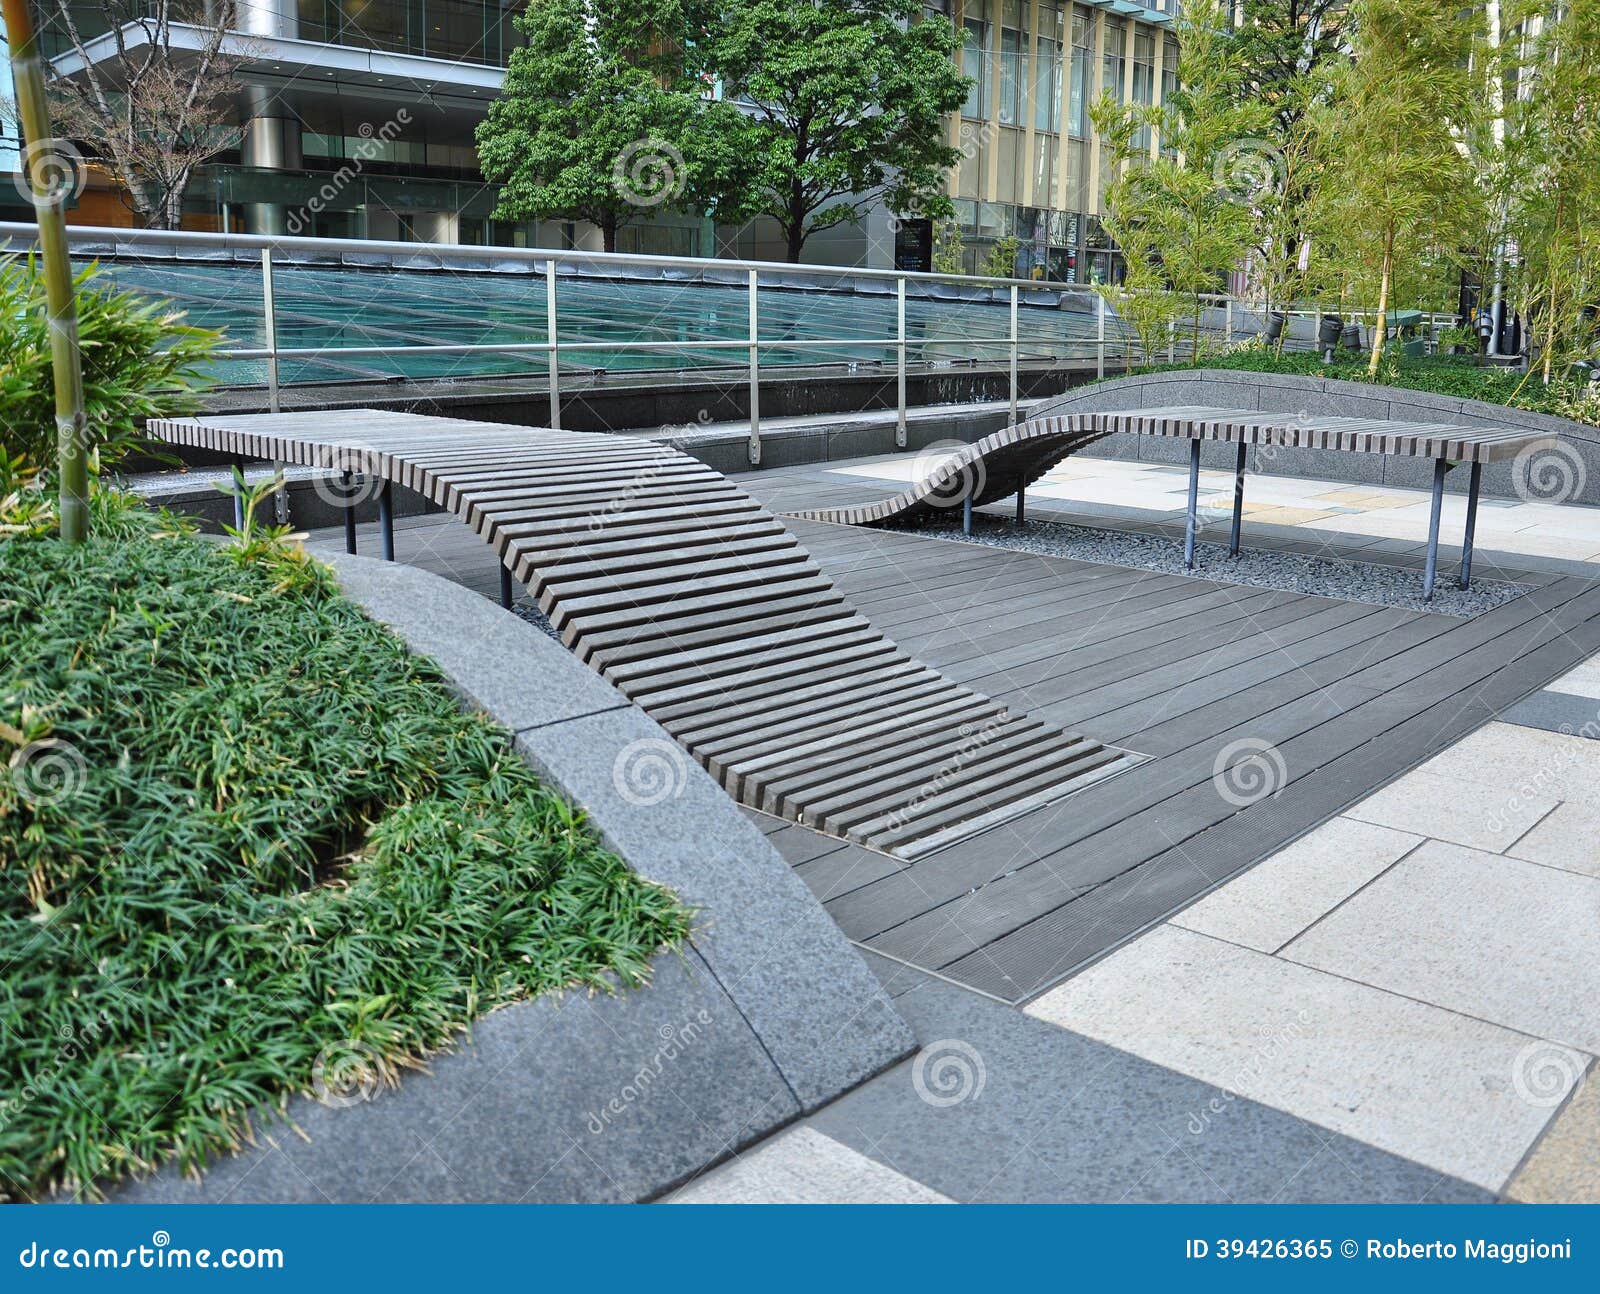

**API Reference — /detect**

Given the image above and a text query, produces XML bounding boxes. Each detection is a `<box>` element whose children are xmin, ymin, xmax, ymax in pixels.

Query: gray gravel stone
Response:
<box><xmin>892</xmin><ymin>514</ymin><xmax>1529</xmax><ymax>617</ymax></box>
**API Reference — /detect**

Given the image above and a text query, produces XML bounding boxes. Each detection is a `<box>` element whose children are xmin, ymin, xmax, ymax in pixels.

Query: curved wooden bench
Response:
<box><xmin>148</xmin><ymin>409</ymin><xmax>1142</xmax><ymax>861</ymax></box>
<box><xmin>798</xmin><ymin>405</ymin><xmax>1561</xmax><ymax>597</ymax></box>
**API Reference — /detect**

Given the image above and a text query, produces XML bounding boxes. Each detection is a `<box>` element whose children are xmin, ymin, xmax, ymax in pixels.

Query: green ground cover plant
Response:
<box><xmin>1137</xmin><ymin>348</ymin><xmax>1600</xmax><ymax>429</ymax></box>
<box><xmin>0</xmin><ymin>497</ymin><xmax>690</xmax><ymax>1202</ymax></box>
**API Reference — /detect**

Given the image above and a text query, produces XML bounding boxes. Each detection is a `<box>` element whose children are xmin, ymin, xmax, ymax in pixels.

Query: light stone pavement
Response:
<box><xmin>667</xmin><ymin>660</ymin><xmax>1600</xmax><ymax>1203</ymax></box>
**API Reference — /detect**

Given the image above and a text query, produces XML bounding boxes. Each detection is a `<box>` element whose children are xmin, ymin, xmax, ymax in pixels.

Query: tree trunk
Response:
<box><xmin>785</xmin><ymin>220</ymin><xmax>805</xmax><ymax>263</ymax></box>
<box><xmin>601</xmin><ymin>215</ymin><xmax>618</xmax><ymax>254</ymax></box>
<box><xmin>1368</xmin><ymin>228</ymin><xmax>1393</xmax><ymax>378</ymax></box>
<box><xmin>3</xmin><ymin>0</ymin><xmax>89</xmax><ymax>543</ymax></box>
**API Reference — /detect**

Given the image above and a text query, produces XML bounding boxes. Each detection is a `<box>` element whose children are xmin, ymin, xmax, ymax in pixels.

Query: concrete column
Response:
<box><xmin>238</xmin><ymin>0</ymin><xmax>301</xmax><ymax>236</ymax></box>
<box><xmin>1020</xmin><ymin>0</ymin><xmax>1041</xmax><ymax>208</ymax></box>
<box><xmin>1149</xmin><ymin>23</ymin><xmax>1164</xmax><ymax>159</ymax></box>
<box><xmin>983</xmin><ymin>0</ymin><xmax>1003</xmax><ymax>203</ymax></box>
<box><xmin>1052</xmin><ymin>2</ymin><xmax>1073</xmax><ymax>216</ymax></box>
<box><xmin>1085</xmin><ymin>9</ymin><xmax>1106</xmax><ymax>215</ymax></box>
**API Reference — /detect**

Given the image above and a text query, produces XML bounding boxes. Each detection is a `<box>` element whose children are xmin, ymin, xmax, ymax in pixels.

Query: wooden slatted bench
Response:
<box><xmin>147</xmin><ymin>410</ymin><xmax>1144</xmax><ymax>861</ymax></box>
<box><xmin>797</xmin><ymin>405</ymin><xmax>1561</xmax><ymax>599</ymax></box>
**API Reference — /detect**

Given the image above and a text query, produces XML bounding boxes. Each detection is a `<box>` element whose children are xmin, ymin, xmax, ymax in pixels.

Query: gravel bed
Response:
<box><xmin>891</xmin><ymin>515</ymin><xmax>1529</xmax><ymax>617</ymax></box>
<box><xmin>511</xmin><ymin>601</ymin><xmax>564</xmax><ymax>641</ymax></box>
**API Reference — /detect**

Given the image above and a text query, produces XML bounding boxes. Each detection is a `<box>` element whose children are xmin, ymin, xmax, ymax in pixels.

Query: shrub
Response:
<box><xmin>0</xmin><ymin>255</ymin><xmax>221</xmax><ymax>476</ymax></box>
<box><xmin>0</xmin><ymin>506</ymin><xmax>690</xmax><ymax>1200</ymax></box>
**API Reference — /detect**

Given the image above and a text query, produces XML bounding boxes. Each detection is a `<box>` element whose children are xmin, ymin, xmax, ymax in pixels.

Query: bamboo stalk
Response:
<box><xmin>3</xmin><ymin>0</ymin><xmax>89</xmax><ymax>543</ymax></box>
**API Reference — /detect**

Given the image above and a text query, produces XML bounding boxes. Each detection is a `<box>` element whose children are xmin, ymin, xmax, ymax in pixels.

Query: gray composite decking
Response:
<box><xmin>293</xmin><ymin>452</ymin><xmax>1600</xmax><ymax>1004</ymax></box>
<box><xmin>146</xmin><ymin>409</ymin><xmax>1142</xmax><ymax>861</ymax></box>
<box><xmin>740</xmin><ymin>456</ymin><xmax>1600</xmax><ymax>1001</ymax></box>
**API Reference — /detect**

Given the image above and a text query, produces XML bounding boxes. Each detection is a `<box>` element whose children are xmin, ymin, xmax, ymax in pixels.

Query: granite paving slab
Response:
<box><xmin>1282</xmin><ymin>839</ymin><xmax>1600</xmax><ymax>1054</ymax></box>
<box><xmin>1171</xmin><ymin>817</ymin><xmax>1423</xmax><ymax>953</ymax></box>
<box><xmin>1026</xmin><ymin>924</ymin><xmax>1582</xmax><ymax>1190</ymax></box>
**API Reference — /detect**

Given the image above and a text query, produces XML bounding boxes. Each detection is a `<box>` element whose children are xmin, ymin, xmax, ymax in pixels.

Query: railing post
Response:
<box><xmin>1008</xmin><ymin>283</ymin><xmax>1019</xmax><ymax>426</ymax></box>
<box><xmin>1224</xmin><ymin>296</ymin><xmax>1233</xmax><ymax>347</ymax></box>
<box><xmin>748</xmin><ymin>268</ymin><xmax>761</xmax><ymax>466</ymax></box>
<box><xmin>1096</xmin><ymin>293</ymin><xmax>1106</xmax><ymax>379</ymax></box>
<box><xmin>261</xmin><ymin>248</ymin><xmax>289</xmax><ymax>525</ymax></box>
<box><xmin>546</xmin><ymin>259</ymin><xmax>561</xmax><ymax>429</ymax></box>
<box><xmin>1167</xmin><ymin>319</ymin><xmax>1176</xmax><ymax>365</ymax></box>
<box><xmin>896</xmin><ymin>276</ymin><xmax>907</xmax><ymax>449</ymax></box>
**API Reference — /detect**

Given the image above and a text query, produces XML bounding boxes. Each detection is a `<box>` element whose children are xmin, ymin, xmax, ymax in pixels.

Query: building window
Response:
<box><xmin>1069</xmin><ymin>6</ymin><xmax>1094</xmax><ymax>138</ymax></box>
<box><xmin>999</xmin><ymin>25</ymin><xmax>1025</xmax><ymax>126</ymax></box>
<box><xmin>1102</xmin><ymin>17</ymin><xmax>1126</xmax><ymax>107</ymax></box>
<box><xmin>1131</xmin><ymin>28</ymin><xmax>1155</xmax><ymax>150</ymax></box>
<box><xmin>1034</xmin><ymin>31</ymin><xmax>1062</xmax><ymax>133</ymax></box>
<box><xmin>962</xmin><ymin>17</ymin><xmax>990</xmax><ymax>119</ymax></box>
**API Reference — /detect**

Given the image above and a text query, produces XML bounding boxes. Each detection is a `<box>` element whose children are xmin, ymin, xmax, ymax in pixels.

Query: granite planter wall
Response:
<box><xmin>111</xmin><ymin>555</ymin><xmax>913</xmax><ymax>1204</ymax></box>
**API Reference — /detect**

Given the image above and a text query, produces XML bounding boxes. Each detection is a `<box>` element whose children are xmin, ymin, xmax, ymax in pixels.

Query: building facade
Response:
<box><xmin>2</xmin><ymin>0</ymin><xmax>1176</xmax><ymax>277</ymax></box>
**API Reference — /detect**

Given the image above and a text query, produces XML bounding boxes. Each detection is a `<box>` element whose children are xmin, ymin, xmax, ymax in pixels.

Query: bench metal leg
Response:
<box><xmin>377</xmin><ymin>479</ymin><xmax>395</xmax><ymax>562</ymax></box>
<box><xmin>963</xmin><ymin>491</ymin><xmax>973</xmax><ymax>537</ymax></box>
<box><xmin>1459</xmin><ymin>461</ymin><xmax>1482</xmax><ymax>590</ymax></box>
<box><xmin>500</xmin><ymin>563</ymin><xmax>514</xmax><ymax>610</ymax></box>
<box><xmin>1229</xmin><ymin>441</ymin><xmax>1247</xmax><ymax>558</ymax></box>
<box><xmin>341</xmin><ymin>471</ymin><xmax>357</xmax><ymax>555</ymax></box>
<box><xmin>1183</xmin><ymin>439</ymin><xmax>1201</xmax><ymax>570</ymax></box>
<box><xmin>1423</xmin><ymin>458</ymin><xmax>1447</xmax><ymax>600</ymax></box>
<box><xmin>1016</xmin><ymin>477</ymin><xmax>1025</xmax><ymax>526</ymax></box>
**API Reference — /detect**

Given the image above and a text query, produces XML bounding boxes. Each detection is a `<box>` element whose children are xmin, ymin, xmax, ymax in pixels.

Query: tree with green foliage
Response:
<box><xmin>931</xmin><ymin>218</ymin><xmax>965</xmax><ymax>275</ymax></box>
<box><xmin>1319</xmin><ymin>0</ymin><xmax>1480</xmax><ymax>375</ymax></box>
<box><xmin>1224</xmin><ymin>1</ymin><xmax>1349</xmax><ymax>323</ymax></box>
<box><xmin>1504</xmin><ymin>0</ymin><xmax>1600</xmax><ymax>382</ymax></box>
<box><xmin>477</xmin><ymin>0</ymin><xmax>752</xmax><ymax>252</ymax></box>
<box><xmin>981</xmin><ymin>236</ymin><xmax>1018</xmax><ymax>280</ymax></box>
<box><xmin>704</xmin><ymin>0</ymin><xmax>970</xmax><ymax>262</ymax></box>
<box><xmin>1093</xmin><ymin>0</ymin><xmax>1270</xmax><ymax>362</ymax></box>
<box><xmin>0</xmin><ymin>257</ymin><xmax>218</xmax><ymax>480</ymax></box>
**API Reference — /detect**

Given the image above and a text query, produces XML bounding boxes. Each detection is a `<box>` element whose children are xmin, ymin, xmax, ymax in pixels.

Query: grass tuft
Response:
<box><xmin>0</xmin><ymin>500</ymin><xmax>690</xmax><ymax>1202</ymax></box>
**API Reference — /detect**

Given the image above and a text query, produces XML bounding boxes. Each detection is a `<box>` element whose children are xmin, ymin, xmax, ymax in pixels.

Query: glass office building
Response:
<box><xmin>932</xmin><ymin>0</ymin><xmax>1178</xmax><ymax>282</ymax></box>
<box><xmin>8</xmin><ymin>1</ymin><xmax>1177</xmax><ymax>274</ymax></box>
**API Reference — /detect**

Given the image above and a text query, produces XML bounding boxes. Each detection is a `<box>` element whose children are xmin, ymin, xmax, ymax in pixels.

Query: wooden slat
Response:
<box><xmin>147</xmin><ymin>408</ymin><xmax>1139</xmax><ymax>858</ymax></box>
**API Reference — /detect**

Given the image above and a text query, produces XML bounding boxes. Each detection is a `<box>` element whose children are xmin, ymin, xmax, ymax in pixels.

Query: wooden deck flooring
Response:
<box><xmin>308</xmin><ymin>455</ymin><xmax>1600</xmax><ymax>1003</ymax></box>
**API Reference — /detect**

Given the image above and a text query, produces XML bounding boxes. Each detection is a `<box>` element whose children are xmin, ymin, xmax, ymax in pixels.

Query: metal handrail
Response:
<box><xmin>0</xmin><ymin>222</ymin><xmax>1457</xmax><ymax>466</ymax></box>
